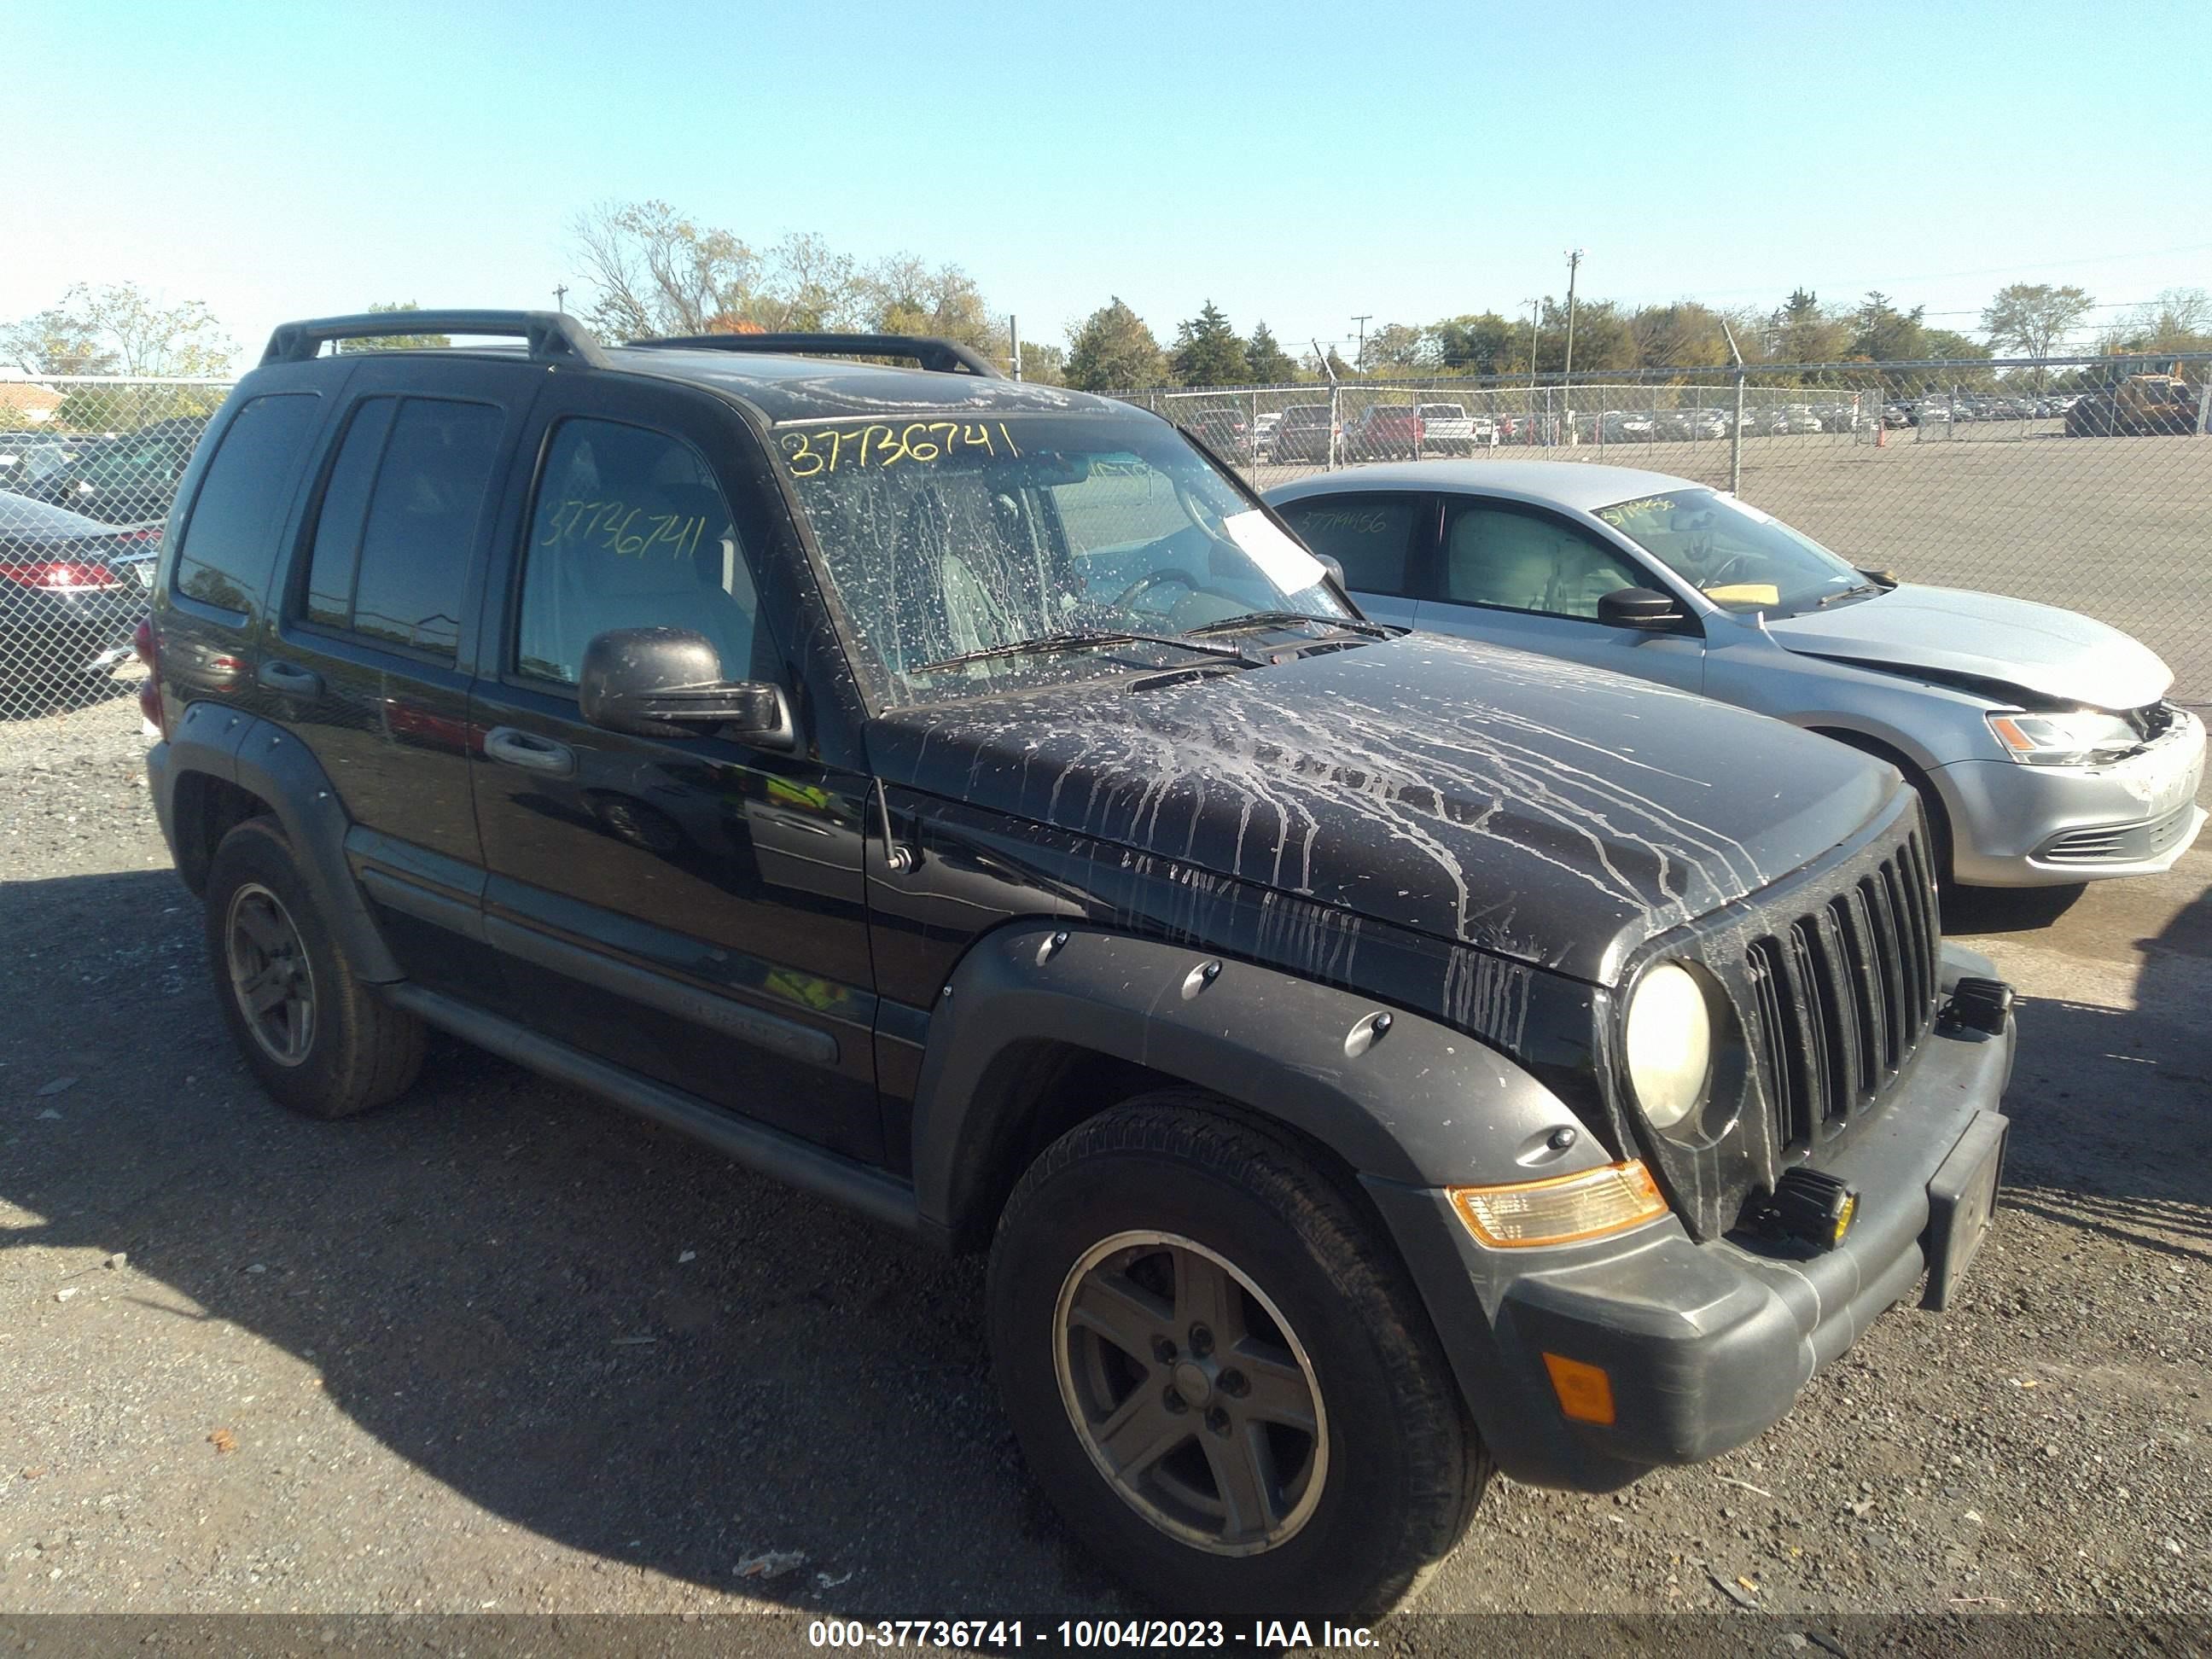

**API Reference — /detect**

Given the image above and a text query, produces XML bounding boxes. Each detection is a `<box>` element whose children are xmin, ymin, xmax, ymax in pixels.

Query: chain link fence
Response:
<box><xmin>1126</xmin><ymin>353</ymin><xmax>2212</xmax><ymax>704</ymax></box>
<box><xmin>1</xmin><ymin>378</ymin><xmax>232</xmax><ymax>754</ymax></box>
<box><xmin>1</xmin><ymin>355</ymin><xmax>2206</xmax><ymax>768</ymax></box>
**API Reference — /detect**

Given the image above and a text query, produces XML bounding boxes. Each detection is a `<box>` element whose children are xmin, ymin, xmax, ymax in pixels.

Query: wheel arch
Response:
<box><xmin>910</xmin><ymin>923</ymin><xmax>1601</xmax><ymax>1254</ymax></box>
<box><xmin>155</xmin><ymin>701</ymin><xmax>403</xmax><ymax>981</ymax></box>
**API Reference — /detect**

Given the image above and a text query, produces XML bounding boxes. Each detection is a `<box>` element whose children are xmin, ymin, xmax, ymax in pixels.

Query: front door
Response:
<box><xmin>1413</xmin><ymin>497</ymin><xmax>1707</xmax><ymax>692</ymax></box>
<box><xmin>469</xmin><ymin>381</ymin><xmax>882</xmax><ymax>1162</ymax></box>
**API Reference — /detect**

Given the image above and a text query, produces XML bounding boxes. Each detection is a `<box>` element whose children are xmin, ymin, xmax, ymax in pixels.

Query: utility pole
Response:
<box><xmin>1010</xmin><ymin>314</ymin><xmax>1021</xmax><ymax>381</ymax></box>
<box><xmin>553</xmin><ymin>284</ymin><xmax>569</xmax><ymax>314</ymax></box>
<box><xmin>1562</xmin><ymin>249</ymin><xmax>1584</xmax><ymax>388</ymax></box>
<box><xmin>1524</xmin><ymin>297</ymin><xmax>1541</xmax><ymax>390</ymax></box>
<box><xmin>1351</xmin><ymin>315</ymin><xmax>1372</xmax><ymax>373</ymax></box>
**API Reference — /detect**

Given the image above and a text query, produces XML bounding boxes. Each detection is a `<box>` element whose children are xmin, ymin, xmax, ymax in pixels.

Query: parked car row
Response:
<box><xmin>0</xmin><ymin>487</ymin><xmax>162</xmax><ymax>703</ymax></box>
<box><xmin>5</xmin><ymin>416</ymin><xmax>209</xmax><ymax>523</ymax></box>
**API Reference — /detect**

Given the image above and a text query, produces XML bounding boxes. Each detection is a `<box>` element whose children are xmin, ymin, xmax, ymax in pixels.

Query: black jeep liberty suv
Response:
<box><xmin>140</xmin><ymin>311</ymin><xmax>2014</xmax><ymax>1619</ymax></box>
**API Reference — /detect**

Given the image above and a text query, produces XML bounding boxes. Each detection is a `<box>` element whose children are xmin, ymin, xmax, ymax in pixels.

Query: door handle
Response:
<box><xmin>483</xmin><ymin>725</ymin><xmax>576</xmax><ymax>777</ymax></box>
<box><xmin>256</xmin><ymin>660</ymin><xmax>322</xmax><ymax>699</ymax></box>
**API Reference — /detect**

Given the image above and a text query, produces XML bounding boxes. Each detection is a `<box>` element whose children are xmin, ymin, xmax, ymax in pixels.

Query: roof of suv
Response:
<box><xmin>257</xmin><ymin>311</ymin><xmax>1132</xmax><ymax>428</ymax></box>
<box><xmin>602</xmin><ymin>345</ymin><xmax>1123</xmax><ymax>425</ymax></box>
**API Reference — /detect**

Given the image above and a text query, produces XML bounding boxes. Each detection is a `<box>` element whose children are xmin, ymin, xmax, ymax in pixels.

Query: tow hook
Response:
<box><xmin>1941</xmin><ymin>977</ymin><xmax>2016</xmax><ymax>1036</ymax></box>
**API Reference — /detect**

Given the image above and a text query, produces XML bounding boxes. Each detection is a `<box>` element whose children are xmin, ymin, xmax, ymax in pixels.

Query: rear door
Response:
<box><xmin>1412</xmin><ymin>495</ymin><xmax>1707</xmax><ymax>692</ymax></box>
<box><xmin>1271</xmin><ymin>490</ymin><xmax>1432</xmax><ymax>627</ymax></box>
<box><xmin>468</xmin><ymin>375</ymin><xmax>882</xmax><ymax>1161</ymax></box>
<box><xmin>265</xmin><ymin>358</ymin><xmax>541</xmax><ymax>992</ymax></box>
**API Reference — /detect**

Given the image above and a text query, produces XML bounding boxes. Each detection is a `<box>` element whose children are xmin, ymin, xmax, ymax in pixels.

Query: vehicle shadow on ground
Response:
<box><xmin>1991</xmin><ymin>882</ymin><xmax>2212</xmax><ymax>1263</ymax></box>
<box><xmin>0</xmin><ymin>868</ymin><xmax>1129</xmax><ymax>1615</ymax></box>
<box><xmin>3</xmin><ymin>867</ymin><xmax>2205</xmax><ymax>1612</ymax></box>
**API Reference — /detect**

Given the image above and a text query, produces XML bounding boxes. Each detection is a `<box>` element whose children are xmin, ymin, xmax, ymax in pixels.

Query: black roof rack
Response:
<box><xmin>261</xmin><ymin>310</ymin><xmax>611</xmax><ymax>369</ymax></box>
<box><xmin>631</xmin><ymin>332</ymin><xmax>1004</xmax><ymax>379</ymax></box>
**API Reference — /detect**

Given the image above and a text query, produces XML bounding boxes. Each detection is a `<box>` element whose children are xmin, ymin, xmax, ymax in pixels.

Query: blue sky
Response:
<box><xmin>10</xmin><ymin>0</ymin><xmax>2209</xmax><ymax>370</ymax></box>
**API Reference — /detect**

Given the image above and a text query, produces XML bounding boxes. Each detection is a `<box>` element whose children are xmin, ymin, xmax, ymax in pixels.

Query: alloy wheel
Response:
<box><xmin>224</xmin><ymin>881</ymin><xmax>317</xmax><ymax>1066</ymax></box>
<box><xmin>1053</xmin><ymin>1231</ymin><xmax>1327</xmax><ymax>1557</ymax></box>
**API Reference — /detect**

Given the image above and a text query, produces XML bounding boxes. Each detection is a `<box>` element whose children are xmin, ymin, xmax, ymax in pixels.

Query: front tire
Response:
<box><xmin>987</xmin><ymin>1093</ymin><xmax>1487</xmax><ymax>1621</ymax></box>
<box><xmin>204</xmin><ymin>816</ymin><xmax>425</xmax><ymax>1119</ymax></box>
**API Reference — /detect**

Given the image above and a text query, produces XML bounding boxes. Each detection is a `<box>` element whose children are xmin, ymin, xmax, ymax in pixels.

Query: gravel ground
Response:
<box><xmin>1</xmin><ymin>699</ymin><xmax>2207</xmax><ymax>1628</ymax></box>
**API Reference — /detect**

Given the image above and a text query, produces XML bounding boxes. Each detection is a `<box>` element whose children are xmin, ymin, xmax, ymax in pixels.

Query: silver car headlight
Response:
<box><xmin>1623</xmin><ymin>961</ymin><xmax>1712</xmax><ymax>1131</ymax></box>
<box><xmin>1987</xmin><ymin>708</ymin><xmax>2139</xmax><ymax>767</ymax></box>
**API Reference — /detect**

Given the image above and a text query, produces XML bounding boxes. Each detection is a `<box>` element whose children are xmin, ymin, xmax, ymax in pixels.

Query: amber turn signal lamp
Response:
<box><xmin>1542</xmin><ymin>1353</ymin><xmax>1616</xmax><ymax>1425</ymax></box>
<box><xmin>1448</xmin><ymin>1161</ymin><xmax>1669</xmax><ymax>1249</ymax></box>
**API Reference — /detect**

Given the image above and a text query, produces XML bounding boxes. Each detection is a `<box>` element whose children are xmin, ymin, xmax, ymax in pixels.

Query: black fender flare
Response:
<box><xmin>909</xmin><ymin>922</ymin><xmax>1602</xmax><ymax>1250</ymax></box>
<box><xmin>153</xmin><ymin>701</ymin><xmax>403</xmax><ymax>983</ymax></box>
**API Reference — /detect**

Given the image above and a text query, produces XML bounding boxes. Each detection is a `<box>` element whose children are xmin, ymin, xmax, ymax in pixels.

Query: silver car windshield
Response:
<box><xmin>1592</xmin><ymin>488</ymin><xmax>1868</xmax><ymax>615</ymax></box>
<box><xmin>775</xmin><ymin>411</ymin><xmax>1350</xmax><ymax>706</ymax></box>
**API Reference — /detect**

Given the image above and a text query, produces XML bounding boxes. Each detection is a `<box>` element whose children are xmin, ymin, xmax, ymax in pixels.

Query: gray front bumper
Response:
<box><xmin>1365</xmin><ymin>953</ymin><xmax>2015</xmax><ymax>1493</ymax></box>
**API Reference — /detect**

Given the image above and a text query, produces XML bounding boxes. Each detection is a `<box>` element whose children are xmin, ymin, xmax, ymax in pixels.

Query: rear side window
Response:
<box><xmin>300</xmin><ymin>397</ymin><xmax>503</xmax><ymax>660</ymax></box>
<box><xmin>1276</xmin><ymin>494</ymin><xmax>1418</xmax><ymax>596</ymax></box>
<box><xmin>172</xmin><ymin>393</ymin><xmax>322</xmax><ymax>612</ymax></box>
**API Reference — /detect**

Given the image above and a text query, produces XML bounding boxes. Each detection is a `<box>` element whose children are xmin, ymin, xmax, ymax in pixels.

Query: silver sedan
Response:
<box><xmin>1266</xmin><ymin>460</ymin><xmax>2205</xmax><ymax>888</ymax></box>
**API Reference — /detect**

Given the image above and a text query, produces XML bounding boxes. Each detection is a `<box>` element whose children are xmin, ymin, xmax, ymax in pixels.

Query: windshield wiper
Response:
<box><xmin>1181</xmin><ymin>610</ymin><xmax>1397</xmax><ymax>639</ymax></box>
<box><xmin>1815</xmin><ymin>583</ymin><xmax>1883</xmax><ymax>608</ymax></box>
<box><xmin>911</xmin><ymin>629</ymin><xmax>1261</xmax><ymax>676</ymax></box>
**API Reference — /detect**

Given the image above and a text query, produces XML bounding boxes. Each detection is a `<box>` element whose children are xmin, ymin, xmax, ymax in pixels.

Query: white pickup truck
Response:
<box><xmin>1416</xmin><ymin>402</ymin><xmax>1497</xmax><ymax>455</ymax></box>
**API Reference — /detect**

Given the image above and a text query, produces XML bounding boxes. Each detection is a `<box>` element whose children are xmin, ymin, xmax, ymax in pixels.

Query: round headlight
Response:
<box><xmin>1625</xmin><ymin>961</ymin><xmax>1712</xmax><ymax>1131</ymax></box>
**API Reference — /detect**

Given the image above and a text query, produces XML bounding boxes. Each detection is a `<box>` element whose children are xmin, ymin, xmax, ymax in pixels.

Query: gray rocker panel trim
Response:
<box><xmin>910</xmin><ymin>923</ymin><xmax>1601</xmax><ymax>1249</ymax></box>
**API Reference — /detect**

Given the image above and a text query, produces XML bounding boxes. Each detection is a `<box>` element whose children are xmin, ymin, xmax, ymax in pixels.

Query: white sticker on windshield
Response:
<box><xmin>1223</xmin><ymin>509</ymin><xmax>1327</xmax><ymax>592</ymax></box>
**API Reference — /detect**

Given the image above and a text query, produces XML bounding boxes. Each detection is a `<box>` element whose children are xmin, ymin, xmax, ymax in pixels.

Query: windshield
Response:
<box><xmin>1592</xmin><ymin>488</ymin><xmax>1870</xmax><ymax>615</ymax></box>
<box><xmin>776</xmin><ymin>411</ymin><xmax>1351</xmax><ymax>705</ymax></box>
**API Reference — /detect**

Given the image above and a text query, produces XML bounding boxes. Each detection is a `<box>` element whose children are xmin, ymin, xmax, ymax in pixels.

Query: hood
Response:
<box><xmin>1765</xmin><ymin>584</ymin><xmax>2172</xmax><ymax>710</ymax></box>
<box><xmin>869</xmin><ymin>633</ymin><xmax>1893</xmax><ymax>984</ymax></box>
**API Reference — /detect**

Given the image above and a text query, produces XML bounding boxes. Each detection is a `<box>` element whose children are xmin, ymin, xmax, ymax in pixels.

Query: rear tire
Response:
<box><xmin>987</xmin><ymin>1092</ymin><xmax>1487</xmax><ymax>1621</ymax></box>
<box><xmin>204</xmin><ymin>816</ymin><xmax>425</xmax><ymax>1119</ymax></box>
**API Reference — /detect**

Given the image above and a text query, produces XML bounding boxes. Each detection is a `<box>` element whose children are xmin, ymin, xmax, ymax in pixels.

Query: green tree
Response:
<box><xmin>570</xmin><ymin>198</ymin><xmax>759</xmax><ymax>340</ymax></box>
<box><xmin>859</xmin><ymin>254</ymin><xmax>1005</xmax><ymax>356</ymax></box>
<box><xmin>1016</xmin><ymin>341</ymin><xmax>1068</xmax><ymax>386</ymax></box>
<box><xmin>1546</xmin><ymin>297</ymin><xmax>1636</xmax><ymax>375</ymax></box>
<box><xmin>338</xmin><ymin>300</ymin><xmax>452</xmax><ymax>352</ymax></box>
<box><xmin>2098</xmin><ymin>287</ymin><xmax>2211</xmax><ymax>357</ymax></box>
<box><xmin>1171</xmin><ymin>300</ymin><xmax>1250</xmax><ymax>387</ymax></box>
<box><xmin>1848</xmin><ymin>292</ymin><xmax>1929</xmax><ymax>361</ymax></box>
<box><xmin>1627</xmin><ymin>301</ymin><xmax>1729</xmax><ymax>372</ymax></box>
<box><xmin>1</xmin><ymin>282</ymin><xmax>236</xmax><ymax>377</ymax></box>
<box><xmin>1427</xmin><ymin>312</ymin><xmax>1516</xmax><ymax>375</ymax></box>
<box><xmin>1356</xmin><ymin>322</ymin><xmax>1429</xmax><ymax>375</ymax></box>
<box><xmin>1065</xmin><ymin>297</ymin><xmax>1168</xmax><ymax>390</ymax></box>
<box><xmin>1768</xmin><ymin>288</ymin><xmax>1852</xmax><ymax>364</ymax></box>
<box><xmin>1981</xmin><ymin>282</ymin><xmax>2095</xmax><ymax>361</ymax></box>
<box><xmin>1243</xmin><ymin>320</ymin><xmax>1298</xmax><ymax>384</ymax></box>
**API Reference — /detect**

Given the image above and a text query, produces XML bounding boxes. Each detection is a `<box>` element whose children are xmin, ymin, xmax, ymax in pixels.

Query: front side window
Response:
<box><xmin>1441</xmin><ymin>503</ymin><xmax>1650</xmax><ymax>620</ymax></box>
<box><xmin>1592</xmin><ymin>488</ymin><xmax>1868</xmax><ymax>615</ymax></box>
<box><xmin>172</xmin><ymin>393</ymin><xmax>322</xmax><ymax>612</ymax></box>
<box><xmin>1276</xmin><ymin>494</ymin><xmax>1418</xmax><ymax>597</ymax></box>
<box><xmin>300</xmin><ymin>397</ymin><xmax>500</xmax><ymax>658</ymax></box>
<box><xmin>516</xmin><ymin>419</ymin><xmax>757</xmax><ymax>688</ymax></box>
<box><xmin>774</xmin><ymin>412</ymin><xmax>1348</xmax><ymax>706</ymax></box>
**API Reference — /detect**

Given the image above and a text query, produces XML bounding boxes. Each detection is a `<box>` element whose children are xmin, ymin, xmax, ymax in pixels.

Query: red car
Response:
<box><xmin>1345</xmin><ymin>404</ymin><xmax>1423</xmax><ymax>461</ymax></box>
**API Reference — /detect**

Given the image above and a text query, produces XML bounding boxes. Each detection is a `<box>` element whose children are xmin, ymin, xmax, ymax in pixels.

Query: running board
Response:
<box><xmin>382</xmin><ymin>984</ymin><xmax>926</xmax><ymax>1241</ymax></box>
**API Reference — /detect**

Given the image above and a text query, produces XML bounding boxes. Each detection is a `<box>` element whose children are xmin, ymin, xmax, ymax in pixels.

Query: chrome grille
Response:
<box><xmin>1744</xmin><ymin>825</ymin><xmax>1941</xmax><ymax>1152</ymax></box>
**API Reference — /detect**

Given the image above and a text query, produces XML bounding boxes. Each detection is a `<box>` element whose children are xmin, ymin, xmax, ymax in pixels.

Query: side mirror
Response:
<box><xmin>579</xmin><ymin>627</ymin><xmax>794</xmax><ymax>746</ymax></box>
<box><xmin>1597</xmin><ymin>586</ymin><xmax>1687</xmax><ymax>630</ymax></box>
<box><xmin>1315</xmin><ymin>553</ymin><xmax>1347</xmax><ymax>588</ymax></box>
